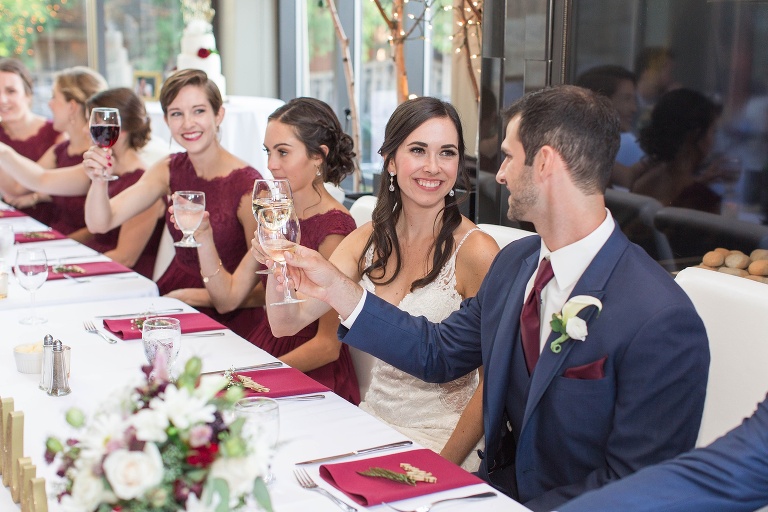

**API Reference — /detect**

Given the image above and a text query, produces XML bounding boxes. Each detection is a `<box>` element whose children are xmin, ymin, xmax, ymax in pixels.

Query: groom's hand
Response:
<box><xmin>284</xmin><ymin>245</ymin><xmax>363</xmax><ymax>319</ymax></box>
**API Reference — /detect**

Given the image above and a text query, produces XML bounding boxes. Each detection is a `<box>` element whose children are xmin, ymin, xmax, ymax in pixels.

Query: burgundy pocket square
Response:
<box><xmin>563</xmin><ymin>355</ymin><xmax>607</xmax><ymax>380</ymax></box>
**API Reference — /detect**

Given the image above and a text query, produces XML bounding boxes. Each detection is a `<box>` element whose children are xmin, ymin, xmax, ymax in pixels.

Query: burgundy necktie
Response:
<box><xmin>520</xmin><ymin>258</ymin><xmax>554</xmax><ymax>374</ymax></box>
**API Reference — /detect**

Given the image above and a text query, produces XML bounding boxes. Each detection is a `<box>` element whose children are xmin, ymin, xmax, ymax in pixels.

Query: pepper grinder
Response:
<box><xmin>47</xmin><ymin>339</ymin><xmax>71</xmax><ymax>397</ymax></box>
<box><xmin>39</xmin><ymin>334</ymin><xmax>54</xmax><ymax>391</ymax></box>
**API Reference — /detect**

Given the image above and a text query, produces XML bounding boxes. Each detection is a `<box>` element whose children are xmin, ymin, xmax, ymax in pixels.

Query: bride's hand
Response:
<box><xmin>83</xmin><ymin>145</ymin><xmax>114</xmax><ymax>181</ymax></box>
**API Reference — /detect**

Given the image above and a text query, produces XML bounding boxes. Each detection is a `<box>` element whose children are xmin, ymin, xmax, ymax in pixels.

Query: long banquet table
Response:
<box><xmin>0</xmin><ymin>296</ymin><xmax>530</xmax><ymax>511</ymax></box>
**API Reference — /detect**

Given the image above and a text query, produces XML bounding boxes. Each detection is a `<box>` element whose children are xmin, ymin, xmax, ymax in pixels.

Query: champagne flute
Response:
<box><xmin>142</xmin><ymin>317</ymin><xmax>182</xmax><ymax>377</ymax></box>
<box><xmin>252</xmin><ymin>179</ymin><xmax>293</xmax><ymax>275</ymax></box>
<box><xmin>257</xmin><ymin>205</ymin><xmax>305</xmax><ymax>306</ymax></box>
<box><xmin>14</xmin><ymin>247</ymin><xmax>48</xmax><ymax>325</ymax></box>
<box><xmin>88</xmin><ymin>107</ymin><xmax>121</xmax><ymax>181</ymax></box>
<box><xmin>234</xmin><ymin>397</ymin><xmax>279</xmax><ymax>485</ymax></box>
<box><xmin>173</xmin><ymin>191</ymin><xmax>206</xmax><ymax>248</ymax></box>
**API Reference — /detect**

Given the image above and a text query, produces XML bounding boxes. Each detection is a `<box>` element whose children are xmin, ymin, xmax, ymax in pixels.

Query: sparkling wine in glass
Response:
<box><xmin>252</xmin><ymin>179</ymin><xmax>293</xmax><ymax>275</ymax></box>
<box><xmin>14</xmin><ymin>247</ymin><xmax>48</xmax><ymax>325</ymax></box>
<box><xmin>173</xmin><ymin>191</ymin><xmax>206</xmax><ymax>248</ymax></box>
<box><xmin>88</xmin><ymin>107</ymin><xmax>121</xmax><ymax>181</ymax></box>
<box><xmin>142</xmin><ymin>317</ymin><xmax>181</xmax><ymax>376</ymax></box>
<box><xmin>258</xmin><ymin>205</ymin><xmax>304</xmax><ymax>306</ymax></box>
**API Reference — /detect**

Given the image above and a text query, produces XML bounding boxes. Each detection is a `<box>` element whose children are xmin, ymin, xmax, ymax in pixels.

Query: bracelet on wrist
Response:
<box><xmin>201</xmin><ymin>260</ymin><xmax>222</xmax><ymax>284</ymax></box>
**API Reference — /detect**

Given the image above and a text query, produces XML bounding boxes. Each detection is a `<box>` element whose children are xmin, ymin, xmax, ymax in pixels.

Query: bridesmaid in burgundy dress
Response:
<box><xmin>0</xmin><ymin>87</ymin><xmax>165</xmax><ymax>278</ymax></box>
<box><xmin>83</xmin><ymin>69</ymin><xmax>263</xmax><ymax>338</ymax></box>
<box><xmin>0</xmin><ymin>58</ymin><xmax>64</xmax><ymax>223</ymax></box>
<box><xmin>173</xmin><ymin>97</ymin><xmax>360</xmax><ymax>404</ymax></box>
<box><xmin>0</xmin><ymin>66</ymin><xmax>107</xmax><ymax>241</ymax></box>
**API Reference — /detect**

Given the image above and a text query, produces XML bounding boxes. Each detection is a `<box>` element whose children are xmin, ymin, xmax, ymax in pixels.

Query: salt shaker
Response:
<box><xmin>39</xmin><ymin>334</ymin><xmax>54</xmax><ymax>391</ymax></box>
<box><xmin>47</xmin><ymin>339</ymin><xmax>71</xmax><ymax>397</ymax></box>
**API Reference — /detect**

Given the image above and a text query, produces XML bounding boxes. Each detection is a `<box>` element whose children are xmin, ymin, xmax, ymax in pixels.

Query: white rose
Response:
<box><xmin>103</xmin><ymin>443</ymin><xmax>164</xmax><ymax>500</ymax></box>
<box><xmin>565</xmin><ymin>317</ymin><xmax>589</xmax><ymax>341</ymax></box>
<box><xmin>60</xmin><ymin>466</ymin><xmax>109</xmax><ymax>512</ymax></box>
<box><xmin>131</xmin><ymin>408</ymin><xmax>169</xmax><ymax>442</ymax></box>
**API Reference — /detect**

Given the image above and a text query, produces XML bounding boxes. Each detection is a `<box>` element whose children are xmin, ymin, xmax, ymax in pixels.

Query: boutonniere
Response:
<box><xmin>197</xmin><ymin>47</ymin><xmax>219</xmax><ymax>58</ymax></box>
<box><xmin>550</xmin><ymin>295</ymin><xmax>603</xmax><ymax>353</ymax></box>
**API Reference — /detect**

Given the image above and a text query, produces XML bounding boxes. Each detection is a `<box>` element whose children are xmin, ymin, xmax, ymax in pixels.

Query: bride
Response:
<box><xmin>256</xmin><ymin>97</ymin><xmax>499</xmax><ymax>469</ymax></box>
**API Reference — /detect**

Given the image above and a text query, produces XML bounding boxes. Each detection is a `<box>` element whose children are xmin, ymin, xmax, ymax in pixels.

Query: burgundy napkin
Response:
<box><xmin>47</xmin><ymin>261</ymin><xmax>132</xmax><ymax>281</ymax></box>
<box><xmin>319</xmin><ymin>448</ymin><xmax>483</xmax><ymax>506</ymax></box>
<box><xmin>103</xmin><ymin>312</ymin><xmax>226</xmax><ymax>340</ymax></box>
<box><xmin>14</xmin><ymin>230</ymin><xmax>67</xmax><ymax>243</ymax></box>
<box><xmin>235</xmin><ymin>367</ymin><xmax>330</xmax><ymax>398</ymax></box>
<box><xmin>0</xmin><ymin>209</ymin><xmax>26</xmax><ymax>218</ymax></box>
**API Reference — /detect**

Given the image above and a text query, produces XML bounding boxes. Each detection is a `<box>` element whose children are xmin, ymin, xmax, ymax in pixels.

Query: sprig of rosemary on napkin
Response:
<box><xmin>52</xmin><ymin>264</ymin><xmax>85</xmax><ymax>274</ymax></box>
<box><xmin>357</xmin><ymin>467</ymin><xmax>416</xmax><ymax>486</ymax></box>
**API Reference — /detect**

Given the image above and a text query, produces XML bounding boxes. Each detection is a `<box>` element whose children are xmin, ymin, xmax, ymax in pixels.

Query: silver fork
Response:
<box><xmin>293</xmin><ymin>468</ymin><xmax>357</xmax><ymax>511</ymax></box>
<box><xmin>382</xmin><ymin>491</ymin><xmax>497</xmax><ymax>512</ymax></box>
<box><xmin>83</xmin><ymin>320</ymin><xmax>117</xmax><ymax>344</ymax></box>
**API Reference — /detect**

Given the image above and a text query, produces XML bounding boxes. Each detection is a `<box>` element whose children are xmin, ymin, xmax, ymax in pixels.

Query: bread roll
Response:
<box><xmin>750</xmin><ymin>249</ymin><xmax>768</xmax><ymax>261</ymax></box>
<box><xmin>724</xmin><ymin>253</ymin><xmax>751</xmax><ymax>269</ymax></box>
<box><xmin>718</xmin><ymin>267</ymin><xmax>749</xmax><ymax>277</ymax></box>
<box><xmin>702</xmin><ymin>251</ymin><xmax>725</xmax><ymax>267</ymax></box>
<box><xmin>748</xmin><ymin>259</ymin><xmax>768</xmax><ymax>276</ymax></box>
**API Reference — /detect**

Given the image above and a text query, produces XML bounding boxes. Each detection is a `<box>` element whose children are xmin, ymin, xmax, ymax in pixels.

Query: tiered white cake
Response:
<box><xmin>105</xmin><ymin>27</ymin><xmax>133</xmax><ymax>88</ymax></box>
<box><xmin>176</xmin><ymin>19</ymin><xmax>227</xmax><ymax>98</ymax></box>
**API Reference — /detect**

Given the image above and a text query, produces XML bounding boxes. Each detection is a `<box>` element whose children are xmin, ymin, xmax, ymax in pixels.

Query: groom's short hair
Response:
<box><xmin>503</xmin><ymin>85</ymin><xmax>620</xmax><ymax>194</ymax></box>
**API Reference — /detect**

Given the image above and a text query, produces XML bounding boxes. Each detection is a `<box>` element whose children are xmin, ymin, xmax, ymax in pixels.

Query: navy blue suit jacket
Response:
<box><xmin>339</xmin><ymin>225</ymin><xmax>710</xmax><ymax>511</ymax></box>
<box><xmin>558</xmin><ymin>393</ymin><xmax>768</xmax><ymax>512</ymax></box>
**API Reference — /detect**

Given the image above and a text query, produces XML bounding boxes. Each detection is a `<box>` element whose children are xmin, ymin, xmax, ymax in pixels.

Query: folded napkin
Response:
<box><xmin>0</xmin><ymin>209</ymin><xmax>26</xmax><ymax>218</ymax></box>
<box><xmin>47</xmin><ymin>261</ymin><xmax>132</xmax><ymax>281</ymax></box>
<box><xmin>103</xmin><ymin>312</ymin><xmax>226</xmax><ymax>340</ymax></box>
<box><xmin>234</xmin><ymin>367</ymin><xmax>330</xmax><ymax>398</ymax></box>
<box><xmin>319</xmin><ymin>448</ymin><xmax>483</xmax><ymax>506</ymax></box>
<box><xmin>14</xmin><ymin>230</ymin><xmax>67</xmax><ymax>243</ymax></box>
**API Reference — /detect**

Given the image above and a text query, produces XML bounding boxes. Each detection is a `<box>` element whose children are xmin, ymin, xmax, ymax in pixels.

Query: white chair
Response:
<box><xmin>152</xmin><ymin>224</ymin><xmax>176</xmax><ymax>281</ymax></box>
<box><xmin>349</xmin><ymin>346</ymin><xmax>376</xmax><ymax>402</ymax></box>
<box><xmin>675</xmin><ymin>267</ymin><xmax>768</xmax><ymax>447</ymax></box>
<box><xmin>324</xmin><ymin>182</ymin><xmax>346</xmax><ymax>203</ymax></box>
<box><xmin>349</xmin><ymin>195</ymin><xmax>377</xmax><ymax>228</ymax></box>
<box><xmin>477</xmin><ymin>223</ymin><xmax>535</xmax><ymax>248</ymax></box>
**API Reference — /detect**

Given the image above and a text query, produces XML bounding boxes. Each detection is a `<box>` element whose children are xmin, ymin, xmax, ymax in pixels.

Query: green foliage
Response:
<box><xmin>0</xmin><ymin>0</ymin><xmax>63</xmax><ymax>64</ymax></box>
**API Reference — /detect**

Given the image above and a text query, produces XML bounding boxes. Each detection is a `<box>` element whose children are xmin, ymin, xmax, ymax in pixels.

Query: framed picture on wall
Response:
<box><xmin>133</xmin><ymin>71</ymin><xmax>162</xmax><ymax>102</ymax></box>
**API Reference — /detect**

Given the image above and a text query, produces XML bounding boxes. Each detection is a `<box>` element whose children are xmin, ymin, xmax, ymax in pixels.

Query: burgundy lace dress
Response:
<box><xmin>156</xmin><ymin>152</ymin><xmax>264</xmax><ymax>338</ymax></box>
<box><xmin>0</xmin><ymin>120</ymin><xmax>60</xmax><ymax>223</ymax></box>
<box><xmin>48</xmin><ymin>141</ymin><xmax>87</xmax><ymax>235</ymax></box>
<box><xmin>247</xmin><ymin>209</ymin><xmax>361</xmax><ymax>405</ymax></box>
<box><xmin>85</xmin><ymin>168</ymin><xmax>164</xmax><ymax>279</ymax></box>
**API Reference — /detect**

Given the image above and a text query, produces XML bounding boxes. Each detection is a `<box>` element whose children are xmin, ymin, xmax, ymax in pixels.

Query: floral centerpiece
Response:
<box><xmin>45</xmin><ymin>353</ymin><xmax>272</xmax><ymax>512</ymax></box>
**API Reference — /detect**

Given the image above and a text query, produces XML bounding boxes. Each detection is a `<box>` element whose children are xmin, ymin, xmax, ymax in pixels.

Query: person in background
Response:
<box><xmin>83</xmin><ymin>69</ymin><xmax>263</xmax><ymax>338</ymax></box>
<box><xmin>630</xmin><ymin>88</ymin><xmax>724</xmax><ymax>213</ymax></box>
<box><xmin>0</xmin><ymin>58</ymin><xmax>65</xmax><ymax>223</ymax></box>
<box><xmin>262</xmin><ymin>86</ymin><xmax>709</xmax><ymax>510</ymax></box>
<box><xmin>0</xmin><ymin>66</ymin><xmax>107</xmax><ymax>241</ymax></box>
<box><xmin>634</xmin><ymin>47</ymin><xmax>680</xmax><ymax>130</ymax></box>
<box><xmin>253</xmin><ymin>96</ymin><xmax>499</xmax><ymax>470</ymax></box>
<box><xmin>174</xmin><ymin>97</ymin><xmax>361</xmax><ymax>403</ymax></box>
<box><xmin>0</xmin><ymin>88</ymin><xmax>164</xmax><ymax>278</ymax></box>
<box><xmin>558</xmin><ymin>393</ymin><xmax>768</xmax><ymax>512</ymax></box>
<box><xmin>575</xmin><ymin>65</ymin><xmax>645</xmax><ymax>185</ymax></box>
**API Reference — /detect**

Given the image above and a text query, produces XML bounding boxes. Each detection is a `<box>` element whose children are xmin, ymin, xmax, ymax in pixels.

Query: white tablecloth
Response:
<box><xmin>0</xmin><ymin>296</ymin><xmax>530</xmax><ymax>512</ymax></box>
<box><xmin>145</xmin><ymin>95</ymin><xmax>285</xmax><ymax>175</ymax></box>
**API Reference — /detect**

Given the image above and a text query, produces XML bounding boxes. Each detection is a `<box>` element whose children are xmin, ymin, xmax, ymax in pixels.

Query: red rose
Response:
<box><xmin>186</xmin><ymin>442</ymin><xmax>219</xmax><ymax>467</ymax></box>
<box><xmin>197</xmin><ymin>48</ymin><xmax>212</xmax><ymax>58</ymax></box>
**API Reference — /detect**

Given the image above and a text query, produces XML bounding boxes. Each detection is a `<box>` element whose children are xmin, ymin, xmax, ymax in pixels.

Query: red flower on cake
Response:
<box><xmin>197</xmin><ymin>48</ymin><xmax>218</xmax><ymax>59</ymax></box>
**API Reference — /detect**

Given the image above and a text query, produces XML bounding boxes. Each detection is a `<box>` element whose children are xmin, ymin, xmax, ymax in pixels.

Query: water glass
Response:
<box><xmin>173</xmin><ymin>191</ymin><xmax>206</xmax><ymax>247</ymax></box>
<box><xmin>235</xmin><ymin>397</ymin><xmax>279</xmax><ymax>484</ymax></box>
<box><xmin>142</xmin><ymin>317</ymin><xmax>181</xmax><ymax>376</ymax></box>
<box><xmin>0</xmin><ymin>224</ymin><xmax>14</xmax><ymax>261</ymax></box>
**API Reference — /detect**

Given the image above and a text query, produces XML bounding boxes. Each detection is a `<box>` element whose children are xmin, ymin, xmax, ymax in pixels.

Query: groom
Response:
<box><xmin>271</xmin><ymin>86</ymin><xmax>710</xmax><ymax>511</ymax></box>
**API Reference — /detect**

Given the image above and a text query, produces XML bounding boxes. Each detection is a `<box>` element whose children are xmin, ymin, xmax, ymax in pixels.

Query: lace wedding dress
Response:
<box><xmin>359</xmin><ymin>228</ymin><xmax>483</xmax><ymax>471</ymax></box>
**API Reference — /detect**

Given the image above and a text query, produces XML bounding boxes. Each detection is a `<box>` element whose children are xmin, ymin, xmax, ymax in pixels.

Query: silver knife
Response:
<box><xmin>95</xmin><ymin>308</ymin><xmax>185</xmax><ymax>319</ymax></box>
<box><xmin>200</xmin><ymin>361</ymin><xmax>284</xmax><ymax>375</ymax></box>
<box><xmin>295</xmin><ymin>440</ymin><xmax>414</xmax><ymax>465</ymax></box>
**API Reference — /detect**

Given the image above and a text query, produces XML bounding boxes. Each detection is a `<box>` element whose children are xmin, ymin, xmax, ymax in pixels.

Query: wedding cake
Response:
<box><xmin>176</xmin><ymin>1</ymin><xmax>227</xmax><ymax>98</ymax></box>
<box><xmin>105</xmin><ymin>26</ymin><xmax>133</xmax><ymax>88</ymax></box>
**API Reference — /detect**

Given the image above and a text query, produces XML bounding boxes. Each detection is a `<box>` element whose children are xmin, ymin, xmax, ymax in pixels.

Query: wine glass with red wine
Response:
<box><xmin>88</xmin><ymin>107</ymin><xmax>121</xmax><ymax>181</ymax></box>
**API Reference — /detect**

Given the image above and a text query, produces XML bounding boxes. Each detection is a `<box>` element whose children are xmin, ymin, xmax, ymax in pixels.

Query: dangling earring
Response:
<box><xmin>315</xmin><ymin>164</ymin><xmax>322</xmax><ymax>177</ymax></box>
<box><xmin>449</xmin><ymin>189</ymin><xmax>455</xmax><ymax>197</ymax></box>
<box><xmin>389</xmin><ymin>172</ymin><xmax>395</xmax><ymax>192</ymax></box>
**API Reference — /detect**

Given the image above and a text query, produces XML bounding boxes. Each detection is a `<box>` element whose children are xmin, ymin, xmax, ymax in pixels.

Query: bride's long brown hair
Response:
<box><xmin>360</xmin><ymin>97</ymin><xmax>471</xmax><ymax>291</ymax></box>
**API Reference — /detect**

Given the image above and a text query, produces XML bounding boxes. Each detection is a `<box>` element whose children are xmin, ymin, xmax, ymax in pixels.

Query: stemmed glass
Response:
<box><xmin>14</xmin><ymin>247</ymin><xmax>48</xmax><ymax>325</ymax></box>
<box><xmin>173</xmin><ymin>191</ymin><xmax>206</xmax><ymax>248</ymax></box>
<box><xmin>257</xmin><ymin>204</ymin><xmax>305</xmax><ymax>306</ymax></box>
<box><xmin>142</xmin><ymin>317</ymin><xmax>182</xmax><ymax>377</ymax></box>
<box><xmin>234</xmin><ymin>397</ymin><xmax>279</xmax><ymax>485</ymax></box>
<box><xmin>252</xmin><ymin>179</ymin><xmax>293</xmax><ymax>274</ymax></box>
<box><xmin>88</xmin><ymin>107</ymin><xmax>121</xmax><ymax>181</ymax></box>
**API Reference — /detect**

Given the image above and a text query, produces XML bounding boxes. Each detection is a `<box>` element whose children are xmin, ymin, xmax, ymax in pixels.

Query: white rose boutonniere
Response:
<box><xmin>550</xmin><ymin>295</ymin><xmax>603</xmax><ymax>353</ymax></box>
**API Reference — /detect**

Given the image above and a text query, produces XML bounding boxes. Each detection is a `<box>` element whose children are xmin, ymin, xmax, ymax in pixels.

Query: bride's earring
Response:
<box><xmin>449</xmin><ymin>189</ymin><xmax>455</xmax><ymax>197</ymax></box>
<box><xmin>389</xmin><ymin>172</ymin><xmax>395</xmax><ymax>192</ymax></box>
